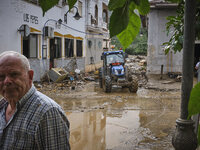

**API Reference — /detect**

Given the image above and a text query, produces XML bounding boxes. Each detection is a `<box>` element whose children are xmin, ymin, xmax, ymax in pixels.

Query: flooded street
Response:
<box><xmin>39</xmin><ymin>75</ymin><xmax>182</xmax><ymax>150</ymax></box>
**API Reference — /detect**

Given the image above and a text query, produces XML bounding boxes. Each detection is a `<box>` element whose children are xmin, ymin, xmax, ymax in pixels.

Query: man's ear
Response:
<box><xmin>28</xmin><ymin>70</ymin><xmax>34</xmax><ymax>82</ymax></box>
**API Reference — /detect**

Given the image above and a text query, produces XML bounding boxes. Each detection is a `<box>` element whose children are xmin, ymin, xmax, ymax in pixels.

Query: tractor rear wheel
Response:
<box><xmin>103</xmin><ymin>76</ymin><xmax>112</xmax><ymax>93</ymax></box>
<box><xmin>129</xmin><ymin>75</ymin><xmax>138</xmax><ymax>93</ymax></box>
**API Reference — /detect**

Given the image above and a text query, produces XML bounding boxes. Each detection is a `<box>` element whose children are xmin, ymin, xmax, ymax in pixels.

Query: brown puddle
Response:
<box><xmin>53</xmin><ymin>85</ymin><xmax>181</xmax><ymax>150</ymax></box>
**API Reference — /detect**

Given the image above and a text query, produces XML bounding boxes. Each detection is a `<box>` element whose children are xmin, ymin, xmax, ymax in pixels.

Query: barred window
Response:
<box><xmin>76</xmin><ymin>40</ymin><xmax>83</xmax><ymax>57</ymax></box>
<box><xmin>103</xmin><ymin>9</ymin><xmax>108</xmax><ymax>23</ymax></box>
<box><xmin>54</xmin><ymin>37</ymin><xmax>62</xmax><ymax>58</ymax></box>
<box><xmin>23</xmin><ymin>34</ymin><xmax>38</xmax><ymax>58</ymax></box>
<box><xmin>65</xmin><ymin>38</ymin><xmax>74</xmax><ymax>57</ymax></box>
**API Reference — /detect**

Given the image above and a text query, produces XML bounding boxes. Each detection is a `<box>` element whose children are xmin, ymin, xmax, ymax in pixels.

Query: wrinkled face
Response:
<box><xmin>0</xmin><ymin>55</ymin><xmax>33</xmax><ymax>103</ymax></box>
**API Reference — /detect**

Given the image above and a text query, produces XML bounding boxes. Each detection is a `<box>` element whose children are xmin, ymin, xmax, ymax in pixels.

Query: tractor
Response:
<box><xmin>99</xmin><ymin>50</ymin><xmax>138</xmax><ymax>93</ymax></box>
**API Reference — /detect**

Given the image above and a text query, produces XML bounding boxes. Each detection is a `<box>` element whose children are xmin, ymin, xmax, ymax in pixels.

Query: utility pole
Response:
<box><xmin>172</xmin><ymin>0</ymin><xmax>198</xmax><ymax>149</ymax></box>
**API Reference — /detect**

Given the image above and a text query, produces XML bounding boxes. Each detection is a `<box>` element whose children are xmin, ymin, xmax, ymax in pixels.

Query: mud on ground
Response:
<box><xmin>35</xmin><ymin>73</ymin><xmax>181</xmax><ymax>100</ymax></box>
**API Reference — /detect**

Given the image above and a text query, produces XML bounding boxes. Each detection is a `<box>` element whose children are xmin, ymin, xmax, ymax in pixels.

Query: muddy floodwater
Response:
<box><xmin>40</xmin><ymin>76</ymin><xmax>182</xmax><ymax>150</ymax></box>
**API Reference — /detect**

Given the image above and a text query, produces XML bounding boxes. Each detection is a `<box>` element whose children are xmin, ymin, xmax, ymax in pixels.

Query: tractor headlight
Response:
<box><xmin>121</xmin><ymin>68</ymin><xmax>124</xmax><ymax>74</ymax></box>
<box><xmin>114</xmin><ymin>69</ymin><xmax>118</xmax><ymax>75</ymax></box>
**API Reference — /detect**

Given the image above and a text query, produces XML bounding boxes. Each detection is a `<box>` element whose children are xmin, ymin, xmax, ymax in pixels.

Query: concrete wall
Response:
<box><xmin>85</xmin><ymin>38</ymin><xmax>103</xmax><ymax>62</ymax></box>
<box><xmin>147</xmin><ymin>9</ymin><xmax>183</xmax><ymax>74</ymax></box>
<box><xmin>85</xmin><ymin>35</ymin><xmax>106</xmax><ymax>72</ymax></box>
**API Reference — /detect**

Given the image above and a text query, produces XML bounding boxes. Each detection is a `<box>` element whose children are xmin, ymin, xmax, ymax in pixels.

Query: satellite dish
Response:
<box><xmin>18</xmin><ymin>24</ymin><xmax>30</xmax><ymax>37</ymax></box>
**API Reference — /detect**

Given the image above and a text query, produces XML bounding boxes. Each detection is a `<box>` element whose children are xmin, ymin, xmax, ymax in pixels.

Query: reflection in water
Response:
<box><xmin>67</xmin><ymin>110</ymin><xmax>140</xmax><ymax>150</ymax></box>
<box><xmin>106</xmin><ymin>111</ymin><xmax>140</xmax><ymax>149</ymax></box>
<box><xmin>67</xmin><ymin>111</ymin><xmax>106</xmax><ymax>150</ymax></box>
<box><xmin>54</xmin><ymin>88</ymin><xmax>180</xmax><ymax>150</ymax></box>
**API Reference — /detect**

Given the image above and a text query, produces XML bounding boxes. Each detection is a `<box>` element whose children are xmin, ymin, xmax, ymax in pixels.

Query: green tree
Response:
<box><xmin>110</xmin><ymin>36</ymin><xmax>122</xmax><ymax>50</ymax></box>
<box><xmin>125</xmin><ymin>28</ymin><xmax>147</xmax><ymax>55</ymax></box>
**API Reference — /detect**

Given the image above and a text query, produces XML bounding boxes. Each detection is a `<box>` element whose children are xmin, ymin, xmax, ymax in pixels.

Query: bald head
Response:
<box><xmin>0</xmin><ymin>51</ymin><xmax>30</xmax><ymax>71</ymax></box>
<box><xmin>0</xmin><ymin>51</ymin><xmax>34</xmax><ymax>108</ymax></box>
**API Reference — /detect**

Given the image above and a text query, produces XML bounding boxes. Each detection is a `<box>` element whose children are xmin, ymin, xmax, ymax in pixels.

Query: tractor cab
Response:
<box><xmin>101</xmin><ymin>50</ymin><xmax>127</xmax><ymax>76</ymax></box>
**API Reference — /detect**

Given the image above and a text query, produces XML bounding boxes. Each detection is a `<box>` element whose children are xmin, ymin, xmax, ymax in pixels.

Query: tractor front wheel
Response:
<box><xmin>129</xmin><ymin>75</ymin><xmax>138</xmax><ymax>93</ymax></box>
<box><xmin>103</xmin><ymin>76</ymin><xmax>112</xmax><ymax>93</ymax></box>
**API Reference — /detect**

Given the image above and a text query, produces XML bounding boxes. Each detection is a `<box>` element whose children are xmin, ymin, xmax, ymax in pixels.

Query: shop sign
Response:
<box><xmin>23</xmin><ymin>13</ymin><xmax>38</xmax><ymax>24</ymax></box>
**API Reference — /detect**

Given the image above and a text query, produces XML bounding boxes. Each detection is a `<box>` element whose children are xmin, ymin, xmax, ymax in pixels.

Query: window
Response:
<box><xmin>65</xmin><ymin>38</ymin><xmax>74</xmax><ymax>57</ymax></box>
<box><xmin>88</xmin><ymin>40</ymin><xmax>92</xmax><ymax>48</ymax></box>
<box><xmin>103</xmin><ymin>9</ymin><xmax>108</xmax><ymax>23</ymax></box>
<box><xmin>23</xmin><ymin>34</ymin><xmax>38</xmax><ymax>58</ymax></box>
<box><xmin>76</xmin><ymin>40</ymin><xmax>83</xmax><ymax>57</ymax></box>
<box><xmin>95</xmin><ymin>5</ymin><xmax>98</xmax><ymax>25</ymax></box>
<box><xmin>78</xmin><ymin>1</ymin><xmax>83</xmax><ymax>17</ymax></box>
<box><xmin>54</xmin><ymin>37</ymin><xmax>62</xmax><ymax>58</ymax></box>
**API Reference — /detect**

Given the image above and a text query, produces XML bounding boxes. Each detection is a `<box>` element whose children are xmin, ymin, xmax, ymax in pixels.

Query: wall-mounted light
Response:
<box><xmin>58</xmin><ymin>19</ymin><xmax>63</xmax><ymax>25</ymax></box>
<box><xmin>64</xmin><ymin>6</ymin><xmax>81</xmax><ymax>24</ymax></box>
<box><xmin>56</xmin><ymin>19</ymin><xmax>63</xmax><ymax>29</ymax></box>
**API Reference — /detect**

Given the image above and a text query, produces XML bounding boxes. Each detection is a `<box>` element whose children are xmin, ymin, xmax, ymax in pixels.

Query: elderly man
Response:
<box><xmin>0</xmin><ymin>51</ymin><xmax>70</xmax><ymax>149</ymax></box>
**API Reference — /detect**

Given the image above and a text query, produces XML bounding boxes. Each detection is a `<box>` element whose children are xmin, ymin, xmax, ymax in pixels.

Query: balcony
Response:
<box><xmin>102</xmin><ymin>22</ymin><xmax>108</xmax><ymax>31</ymax></box>
<box><xmin>86</xmin><ymin>24</ymin><xmax>102</xmax><ymax>33</ymax></box>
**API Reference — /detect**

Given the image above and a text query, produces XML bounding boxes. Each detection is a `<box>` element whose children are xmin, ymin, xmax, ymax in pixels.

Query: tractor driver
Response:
<box><xmin>113</xmin><ymin>55</ymin><xmax>118</xmax><ymax>63</ymax></box>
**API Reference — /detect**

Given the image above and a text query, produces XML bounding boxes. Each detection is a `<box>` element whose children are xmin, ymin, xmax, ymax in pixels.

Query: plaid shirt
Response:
<box><xmin>0</xmin><ymin>86</ymin><xmax>70</xmax><ymax>150</ymax></box>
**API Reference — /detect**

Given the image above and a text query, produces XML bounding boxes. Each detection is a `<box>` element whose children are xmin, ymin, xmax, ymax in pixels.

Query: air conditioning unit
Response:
<box><xmin>44</xmin><ymin>26</ymin><xmax>54</xmax><ymax>38</ymax></box>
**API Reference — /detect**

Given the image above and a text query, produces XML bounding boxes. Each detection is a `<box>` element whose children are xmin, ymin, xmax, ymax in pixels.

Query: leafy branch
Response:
<box><xmin>108</xmin><ymin>0</ymin><xmax>149</xmax><ymax>49</ymax></box>
<box><xmin>162</xmin><ymin>2</ymin><xmax>184</xmax><ymax>54</ymax></box>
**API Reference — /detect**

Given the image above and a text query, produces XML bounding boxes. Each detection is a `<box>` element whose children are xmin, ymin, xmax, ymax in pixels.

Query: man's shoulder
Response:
<box><xmin>30</xmin><ymin>90</ymin><xmax>63</xmax><ymax>113</ymax></box>
<box><xmin>20</xmin><ymin>90</ymin><xmax>65</xmax><ymax>124</ymax></box>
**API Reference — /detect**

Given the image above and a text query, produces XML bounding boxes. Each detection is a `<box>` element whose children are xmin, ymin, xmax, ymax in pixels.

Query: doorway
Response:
<box><xmin>50</xmin><ymin>39</ymin><xmax>55</xmax><ymax>69</ymax></box>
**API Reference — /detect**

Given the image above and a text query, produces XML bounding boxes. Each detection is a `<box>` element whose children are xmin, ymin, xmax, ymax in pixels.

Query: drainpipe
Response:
<box><xmin>160</xmin><ymin>65</ymin><xmax>163</xmax><ymax>79</ymax></box>
<box><xmin>172</xmin><ymin>0</ymin><xmax>198</xmax><ymax>149</ymax></box>
<box><xmin>170</xmin><ymin>51</ymin><xmax>173</xmax><ymax>72</ymax></box>
<box><xmin>167</xmin><ymin>53</ymin><xmax>169</xmax><ymax>73</ymax></box>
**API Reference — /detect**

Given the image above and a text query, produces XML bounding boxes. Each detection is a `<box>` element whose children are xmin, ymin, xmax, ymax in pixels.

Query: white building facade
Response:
<box><xmin>84</xmin><ymin>0</ymin><xmax>110</xmax><ymax>72</ymax></box>
<box><xmin>147</xmin><ymin>1</ymin><xmax>183</xmax><ymax>75</ymax></box>
<box><xmin>0</xmin><ymin>0</ymin><xmax>109</xmax><ymax>81</ymax></box>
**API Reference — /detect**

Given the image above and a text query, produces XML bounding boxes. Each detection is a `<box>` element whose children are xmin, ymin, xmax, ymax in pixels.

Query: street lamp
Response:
<box><xmin>64</xmin><ymin>6</ymin><xmax>81</xmax><ymax>24</ymax></box>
